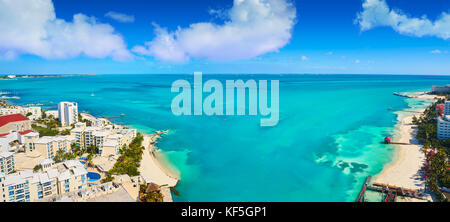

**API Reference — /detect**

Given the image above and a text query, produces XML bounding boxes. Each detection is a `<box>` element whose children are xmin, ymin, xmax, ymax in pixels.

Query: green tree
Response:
<box><xmin>33</xmin><ymin>164</ymin><xmax>42</xmax><ymax>172</ymax></box>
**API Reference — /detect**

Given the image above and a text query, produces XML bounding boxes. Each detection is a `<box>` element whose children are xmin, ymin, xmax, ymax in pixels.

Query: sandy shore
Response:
<box><xmin>373</xmin><ymin>93</ymin><xmax>443</xmax><ymax>201</ymax></box>
<box><xmin>138</xmin><ymin>133</ymin><xmax>179</xmax><ymax>188</ymax></box>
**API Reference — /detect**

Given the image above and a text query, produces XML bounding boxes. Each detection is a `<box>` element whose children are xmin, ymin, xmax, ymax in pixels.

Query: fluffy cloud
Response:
<box><xmin>431</xmin><ymin>49</ymin><xmax>442</xmax><ymax>54</ymax></box>
<box><xmin>105</xmin><ymin>11</ymin><xmax>135</xmax><ymax>23</ymax></box>
<box><xmin>301</xmin><ymin>55</ymin><xmax>308</xmax><ymax>61</ymax></box>
<box><xmin>0</xmin><ymin>0</ymin><xmax>132</xmax><ymax>61</ymax></box>
<box><xmin>355</xmin><ymin>0</ymin><xmax>450</xmax><ymax>40</ymax></box>
<box><xmin>132</xmin><ymin>0</ymin><xmax>297</xmax><ymax>62</ymax></box>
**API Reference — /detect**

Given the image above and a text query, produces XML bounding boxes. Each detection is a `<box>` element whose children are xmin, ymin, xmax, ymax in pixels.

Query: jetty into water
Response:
<box><xmin>356</xmin><ymin>176</ymin><xmax>372</xmax><ymax>202</ymax></box>
<box><xmin>356</xmin><ymin>176</ymin><xmax>425</xmax><ymax>202</ymax></box>
<box><xmin>101</xmin><ymin>113</ymin><xmax>125</xmax><ymax>120</ymax></box>
<box><xmin>387</xmin><ymin>107</ymin><xmax>422</xmax><ymax>113</ymax></box>
<box><xmin>393</xmin><ymin>92</ymin><xmax>417</xmax><ymax>98</ymax></box>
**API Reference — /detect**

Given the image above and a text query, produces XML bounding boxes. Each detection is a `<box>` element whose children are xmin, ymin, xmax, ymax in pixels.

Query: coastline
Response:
<box><xmin>373</xmin><ymin>92</ymin><xmax>443</xmax><ymax>201</ymax></box>
<box><xmin>1</xmin><ymin>98</ymin><xmax>180</xmax><ymax>201</ymax></box>
<box><xmin>138</xmin><ymin>132</ymin><xmax>180</xmax><ymax>188</ymax></box>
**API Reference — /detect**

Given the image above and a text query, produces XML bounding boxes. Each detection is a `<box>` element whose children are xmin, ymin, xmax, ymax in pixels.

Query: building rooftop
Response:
<box><xmin>0</xmin><ymin>152</ymin><xmax>14</xmax><ymax>158</ymax></box>
<box><xmin>0</xmin><ymin>114</ymin><xmax>29</xmax><ymax>127</ymax></box>
<box><xmin>19</xmin><ymin>130</ymin><xmax>33</xmax><ymax>135</ymax></box>
<box><xmin>58</xmin><ymin>170</ymin><xmax>71</xmax><ymax>181</ymax></box>
<box><xmin>93</xmin><ymin>131</ymin><xmax>108</xmax><ymax>137</ymax></box>
<box><xmin>63</xmin><ymin>159</ymin><xmax>83</xmax><ymax>169</ymax></box>
<box><xmin>103</xmin><ymin>140</ymin><xmax>118</xmax><ymax>147</ymax></box>
<box><xmin>72</xmin><ymin>166</ymin><xmax>88</xmax><ymax>177</ymax></box>
<box><xmin>36</xmin><ymin>135</ymin><xmax>75</xmax><ymax>144</ymax></box>
<box><xmin>47</xmin><ymin>169</ymin><xmax>59</xmax><ymax>179</ymax></box>
<box><xmin>40</xmin><ymin>159</ymin><xmax>54</xmax><ymax>165</ymax></box>
<box><xmin>4</xmin><ymin>174</ymin><xmax>26</xmax><ymax>186</ymax></box>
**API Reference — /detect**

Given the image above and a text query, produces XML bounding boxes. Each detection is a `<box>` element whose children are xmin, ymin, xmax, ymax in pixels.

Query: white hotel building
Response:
<box><xmin>437</xmin><ymin>101</ymin><xmax>450</xmax><ymax>140</ymax></box>
<box><xmin>58</xmin><ymin>102</ymin><xmax>78</xmax><ymax>126</ymax></box>
<box><xmin>0</xmin><ymin>160</ymin><xmax>87</xmax><ymax>202</ymax></box>
<box><xmin>0</xmin><ymin>106</ymin><xmax>42</xmax><ymax>120</ymax></box>
<box><xmin>71</xmin><ymin>122</ymin><xmax>136</xmax><ymax>157</ymax></box>
<box><xmin>0</xmin><ymin>152</ymin><xmax>15</xmax><ymax>174</ymax></box>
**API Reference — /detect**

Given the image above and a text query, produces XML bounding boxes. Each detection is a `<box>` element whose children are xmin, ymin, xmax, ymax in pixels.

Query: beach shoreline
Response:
<box><xmin>138</xmin><ymin>132</ymin><xmax>180</xmax><ymax>188</ymax></box>
<box><xmin>372</xmin><ymin>92</ymin><xmax>443</xmax><ymax>201</ymax></box>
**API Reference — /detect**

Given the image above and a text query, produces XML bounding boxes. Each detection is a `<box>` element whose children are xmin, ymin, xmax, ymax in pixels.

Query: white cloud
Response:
<box><xmin>105</xmin><ymin>11</ymin><xmax>135</xmax><ymax>23</ymax></box>
<box><xmin>0</xmin><ymin>0</ymin><xmax>132</xmax><ymax>61</ymax></box>
<box><xmin>132</xmin><ymin>0</ymin><xmax>297</xmax><ymax>62</ymax></box>
<box><xmin>355</xmin><ymin>59</ymin><xmax>361</xmax><ymax>64</ymax></box>
<box><xmin>301</xmin><ymin>55</ymin><xmax>308</xmax><ymax>61</ymax></box>
<box><xmin>355</xmin><ymin>0</ymin><xmax>450</xmax><ymax>40</ymax></box>
<box><xmin>325</xmin><ymin>51</ymin><xmax>333</xmax><ymax>55</ymax></box>
<box><xmin>431</xmin><ymin>49</ymin><xmax>442</xmax><ymax>54</ymax></box>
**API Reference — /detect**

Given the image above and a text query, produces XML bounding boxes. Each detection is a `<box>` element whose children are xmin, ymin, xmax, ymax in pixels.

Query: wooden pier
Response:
<box><xmin>367</xmin><ymin>183</ymin><xmax>425</xmax><ymax>201</ymax></box>
<box><xmin>387</xmin><ymin>142</ymin><xmax>413</xmax><ymax>145</ymax></box>
<box><xmin>356</xmin><ymin>176</ymin><xmax>372</xmax><ymax>202</ymax></box>
<box><xmin>356</xmin><ymin>176</ymin><xmax>425</xmax><ymax>202</ymax></box>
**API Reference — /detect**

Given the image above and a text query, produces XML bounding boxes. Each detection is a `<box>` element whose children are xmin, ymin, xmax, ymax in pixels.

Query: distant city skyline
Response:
<box><xmin>0</xmin><ymin>0</ymin><xmax>449</xmax><ymax>75</ymax></box>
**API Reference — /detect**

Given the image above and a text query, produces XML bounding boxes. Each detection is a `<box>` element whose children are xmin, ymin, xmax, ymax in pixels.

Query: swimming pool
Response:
<box><xmin>87</xmin><ymin>172</ymin><xmax>101</xmax><ymax>182</ymax></box>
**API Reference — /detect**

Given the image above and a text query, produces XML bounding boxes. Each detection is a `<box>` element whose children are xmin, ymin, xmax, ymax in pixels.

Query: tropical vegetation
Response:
<box><xmin>413</xmin><ymin>97</ymin><xmax>450</xmax><ymax>202</ymax></box>
<box><xmin>139</xmin><ymin>183</ymin><xmax>164</xmax><ymax>202</ymax></box>
<box><xmin>108</xmin><ymin>133</ymin><xmax>144</xmax><ymax>177</ymax></box>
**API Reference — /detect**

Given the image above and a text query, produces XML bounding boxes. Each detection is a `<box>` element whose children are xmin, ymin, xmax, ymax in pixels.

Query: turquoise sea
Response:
<box><xmin>1</xmin><ymin>74</ymin><xmax>449</xmax><ymax>202</ymax></box>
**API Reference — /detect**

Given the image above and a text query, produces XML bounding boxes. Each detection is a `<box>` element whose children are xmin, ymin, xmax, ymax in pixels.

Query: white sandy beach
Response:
<box><xmin>138</xmin><ymin>134</ymin><xmax>179</xmax><ymax>188</ymax></box>
<box><xmin>373</xmin><ymin>113</ymin><xmax>426</xmax><ymax>189</ymax></box>
<box><xmin>373</xmin><ymin>93</ymin><xmax>443</xmax><ymax>201</ymax></box>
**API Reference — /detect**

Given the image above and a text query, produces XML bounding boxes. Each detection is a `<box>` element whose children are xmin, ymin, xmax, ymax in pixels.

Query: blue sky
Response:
<box><xmin>0</xmin><ymin>0</ymin><xmax>449</xmax><ymax>75</ymax></box>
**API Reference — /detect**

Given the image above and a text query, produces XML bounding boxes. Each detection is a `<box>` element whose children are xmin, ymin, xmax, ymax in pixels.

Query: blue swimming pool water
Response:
<box><xmin>87</xmin><ymin>172</ymin><xmax>101</xmax><ymax>182</ymax></box>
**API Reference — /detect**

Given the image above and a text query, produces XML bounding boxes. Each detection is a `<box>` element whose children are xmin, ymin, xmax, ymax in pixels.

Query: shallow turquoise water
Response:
<box><xmin>1</xmin><ymin>74</ymin><xmax>449</xmax><ymax>201</ymax></box>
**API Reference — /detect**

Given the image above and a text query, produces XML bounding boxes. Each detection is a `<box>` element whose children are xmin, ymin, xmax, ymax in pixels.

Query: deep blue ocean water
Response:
<box><xmin>1</xmin><ymin>74</ymin><xmax>449</xmax><ymax>201</ymax></box>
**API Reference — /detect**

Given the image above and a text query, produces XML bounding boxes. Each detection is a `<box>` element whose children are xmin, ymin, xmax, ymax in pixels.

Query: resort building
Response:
<box><xmin>58</xmin><ymin>102</ymin><xmax>78</xmax><ymax>126</ymax></box>
<box><xmin>438</xmin><ymin>116</ymin><xmax>450</xmax><ymax>140</ymax></box>
<box><xmin>0</xmin><ymin>152</ymin><xmax>15</xmax><ymax>174</ymax></box>
<box><xmin>56</xmin><ymin>160</ymin><xmax>88</xmax><ymax>195</ymax></box>
<box><xmin>0</xmin><ymin>160</ymin><xmax>88</xmax><ymax>202</ymax></box>
<box><xmin>437</xmin><ymin>101</ymin><xmax>450</xmax><ymax>140</ymax></box>
<box><xmin>444</xmin><ymin>101</ymin><xmax>450</xmax><ymax>115</ymax></box>
<box><xmin>432</xmin><ymin>85</ymin><xmax>450</xmax><ymax>94</ymax></box>
<box><xmin>71</xmin><ymin>123</ymin><xmax>136</xmax><ymax>157</ymax></box>
<box><xmin>0</xmin><ymin>130</ymin><xmax>37</xmax><ymax>153</ymax></box>
<box><xmin>40</xmin><ymin>159</ymin><xmax>55</xmax><ymax>171</ymax></box>
<box><xmin>0</xmin><ymin>169</ymin><xmax>58</xmax><ymax>202</ymax></box>
<box><xmin>21</xmin><ymin>131</ymin><xmax>40</xmax><ymax>153</ymax></box>
<box><xmin>34</xmin><ymin>136</ymin><xmax>75</xmax><ymax>159</ymax></box>
<box><xmin>0</xmin><ymin>106</ymin><xmax>42</xmax><ymax>120</ymax></box>
<box><xmin>0</xmin><ymin>114</ymin><xmax>31</xmax><ymax>134</ymax></box>
<box><xmin>80</xmin><ymin>113</ymin><xmax>110</xmax><ymax>128</ymax></box>
<box><xmin>45</xmin><ymin>110</ymin><xmax>59</xmax><ymax>119</ymax></box>
<box><xmin>101</xmin><ymin>140</ymin><xmax>120</xmax><ymax>157</ymax></box>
